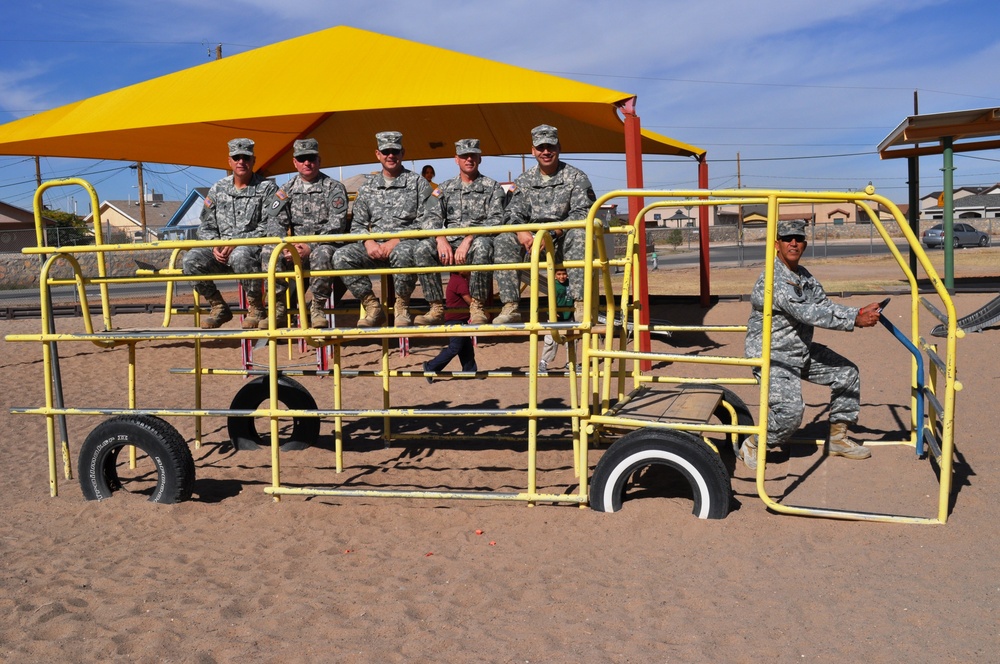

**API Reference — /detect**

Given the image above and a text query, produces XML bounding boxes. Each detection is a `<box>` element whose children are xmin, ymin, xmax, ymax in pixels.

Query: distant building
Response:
<box><xmin>921</xmin><ymin>184</ymin><xmax>1000</xmax><ymax>220</ymax></box>
<box><xmin>0</xmin><ymin>200</ymin><xmax>57</xmax><ymax>252</ymax></box>
<box><xmin>160</xmin><ymin>187</ymin><xmax>209</xmax><ymax>241</ymax></box>
<box><xmin>83</xmin><ymin>190</ymin><xmax>183</xmax><ymax>242</ymax></box>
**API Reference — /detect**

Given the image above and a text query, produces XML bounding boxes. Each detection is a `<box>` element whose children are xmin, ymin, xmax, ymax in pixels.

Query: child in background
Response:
<box><xmin>423</xmin><ymin>272</ymin><xmax>477</xmax><ymax>383</ymax></box>
<box><xmin>539</xmin><ymin>268</ymin><xmax>579</xmax><ymax>373</ymax></box>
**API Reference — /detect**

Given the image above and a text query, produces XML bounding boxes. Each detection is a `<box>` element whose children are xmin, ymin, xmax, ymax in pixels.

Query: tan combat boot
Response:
<box><xmin>259</xmin><ymin>299</ymin><xmax>286</xmax><ymax>329</ymax></box>
<box><xmin>414</xmin><ymin>300</ymin><xmax>445</xmax><ymax>325</ymax></box>
<box><xmin>393</xmin><ymin>295</ymin><xmax>412</xmax><ymax>327</ymax></box>
<box><xmin>492</xmin><ymin>301</ymin><xmax>521</xmax><ymax>325</ymax></box>
<box><xmin>200</xmin><ymin>291</ymin><xmax>233</xmax><ymax>329</ymax></box>
<box><xmin>828</xmin><ymin>422</ymin><xmax>872</xmax><ymax>459</ymax></box>
<box><xmin>242</xmin><ymin>293</ymin><xmax>266</xmax><ymax>329</ymax></box>
<box><xmin>468</xmin><ymin>298</ymin><xmax>489</xmax><ymax>325</ymax></box>
<box><xmin>737</xmin><ymin>434</ymin><xmax>759</xmax><ymax>470</ymax></box>
<box><xmin>309</xmin><ymin>299</ymin><xmax>329</xmax><ymax>329</ymax></box>
<box><xmin>357</xmin><ymin>293</ymin><xmax>386</xmax><ymax>328</ymax></box>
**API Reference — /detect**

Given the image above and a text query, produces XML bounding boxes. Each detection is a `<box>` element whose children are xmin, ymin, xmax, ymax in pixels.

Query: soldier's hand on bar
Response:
<box><xmin>855</xmin><ymin>302</ymin><xmax>882</xmax><ymax>328</ymax></box>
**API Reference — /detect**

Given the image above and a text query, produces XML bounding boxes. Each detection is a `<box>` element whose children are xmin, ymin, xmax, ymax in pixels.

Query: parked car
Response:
<box><xmin>922</xmin><ymin>223</ymin><xmax>991</xmax><ymax>248</ymax></box>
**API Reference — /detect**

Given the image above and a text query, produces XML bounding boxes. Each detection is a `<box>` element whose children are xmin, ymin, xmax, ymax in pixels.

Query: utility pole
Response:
<box><xmin>130</xmin><ymin>162</ymin><xmax>148</xmax><ymax>242</ymax></box>
<box><xmin>216</xmin><ymin>44</ymin><xmax>222</xmax><ymax>60</ymax></box>
<box><xmin>34</xmin><ymin>156</ymin><xmax>43</xmax><ymax>209</ymax></box>
<box><xmin>736</xmin><ymin>152</ymin><xmax>745</xmax><ymax>266</ymax></box>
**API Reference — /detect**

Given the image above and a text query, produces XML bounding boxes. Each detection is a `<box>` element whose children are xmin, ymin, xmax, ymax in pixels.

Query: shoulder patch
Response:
<box><xmin>431</xmin><ymin>187</ymin><xmax>442</xmax><ymax>198</ymax></box>
<box><xmin>586</xmin><ymin>188</ymin><xmax>597</xmax><ymax>202</ymax></box>
<box><xmin>332</xmin><ymin>196</ymin><xmax>346</xmax><ymax>210</ymax></box>
<box><xmin>276</xmin><ymin>190</ymin><xmax>288</xmax><ymax>200</ymax></box>
<box><xmin>203</xmin><ymin>197</ymin><xmax>214</xmax><ymax>208</ymax></box>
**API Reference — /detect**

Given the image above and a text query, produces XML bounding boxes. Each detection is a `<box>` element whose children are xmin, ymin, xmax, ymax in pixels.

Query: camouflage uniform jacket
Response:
<box><xmin>438</xmin><ymin>173</ymin><xmax>505</xmax><ymax>241</ymax></box>
<box><xmin>198</xmin><ymin>172</ymin><xmax>277</xmax><ymax>241</ymax></box>
<box><xmin>504</xmin><ymin>161</ymin><xmax>595</xmax><ymax>226</ymax></box>
<box><xmin>264</xmin><ymin>173</ymin><xmax>349</xmax><ymax>240</ymax></box>
<box><xmin>745</xmin><ymin>258</ymin><xmax>859</xmax><ymax>364</ymax></box>
<box><xmin>351</xmin><ymin>170</ymin><xmax>443</xmax><ymax>237</ymax></box>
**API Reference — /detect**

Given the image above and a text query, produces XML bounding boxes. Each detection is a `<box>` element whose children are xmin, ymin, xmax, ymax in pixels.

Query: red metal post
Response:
<box><xmin>697</xmin><ymin>155</ymin><xmax>711</xmax><ymax>307</ymax></box>
<box><xmin>620</xmin><ymin>98</ymin><xmax>651</xmax><ymax>366</ymax></box>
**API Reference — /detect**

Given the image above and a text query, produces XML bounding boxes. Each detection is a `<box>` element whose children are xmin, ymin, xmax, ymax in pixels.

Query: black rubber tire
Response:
<box><xmin>227</xmin><ymin>376</ymin><xmax>319</xmax><ymax>451</ymax></box>
<box><xmin>78</xmin><ymin>415</ymin><xmax>194</xmax><ymax>503</ymax></box>
<box><xmin>686</xmin><ymin>383</ymin><xmax>755</xmax><ymax>456</ymax></box>
<box><xmin>979</xmin><ymin>235</ymin><xmax>990</xmax><ymax>247</ymax></box>
<box><xmin>590</xmin><ymin>428</ymin><xmax>731</xmax><ymax>518</ymax></box>
<box><xmin>953</xmin><ymin>236</ymin><xmax>960</xmax><ymax>249</ymax></box>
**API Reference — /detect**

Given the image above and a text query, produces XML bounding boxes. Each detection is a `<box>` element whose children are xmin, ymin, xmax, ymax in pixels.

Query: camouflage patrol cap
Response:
<box><xmin>777</xmin><ymin>219</ymin><xmax>807</xmax><ymax>238</ymax></box>
<box><xmin>455</xmin><ymin>138</ymin><xmax>482</xmax><ymax>155</ymax></box>
<box><xmin>531</xmin><ymin>124</ymin><xmax>559</xmax><ymax>147</ymax></box>
<box><xmin>293</xmin><ymin>138</ymin><xmax>320</xmax><ymax>158</ymax></box>
<box><xmin>228</xmin><ymin>138</ymin><xmax>255</xmax><ymax>157</ymax></box>
<box><xmin>376</xmin><ymin>131</ymin><xmax>403</xmax><ymax>151</ymax></box>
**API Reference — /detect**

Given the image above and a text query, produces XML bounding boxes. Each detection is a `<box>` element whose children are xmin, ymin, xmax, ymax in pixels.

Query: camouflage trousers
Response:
<box><xmin>416</xmin><ymin>236</ymin><xmax>494</xmax><ymax>303</ymax></box>
<box><xmin>332</xmin><ymin>240</ymin><xmax>423</xmax><ymax>300</ymax></box>
<box><xmin>493</xmin><ymin>228</ymin><xmax>586</xmax><ymax>304</ymax></box>
<box><xmin>182</xmin><ymin>245</ymin><xmax>262</xmax><ymax>299</ymax></box>
<box><xmin>260</xmin><ymin>243</ymin><xmax>340</xmax><ymax>300</ymax></box>
<box><xmin>758</xmin><ymin>343</ymin><xmax>860</xmax><ymax>446</ymax></box>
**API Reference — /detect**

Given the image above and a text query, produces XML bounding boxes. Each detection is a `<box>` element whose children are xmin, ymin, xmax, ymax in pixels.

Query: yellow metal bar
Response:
<box><xmin>333</xmin><ymin>343</ymin><xmax>344</xmax><ymax>473</ymax></box>
<box><xmin>264</xmin><ymin>486</ymin><xmax>588</xmax><ymax>504</ymax></box>
<box><xmin>128</xmin><ymin>342</ymin><xmax>137</xmax><ymax>469</ymax></box>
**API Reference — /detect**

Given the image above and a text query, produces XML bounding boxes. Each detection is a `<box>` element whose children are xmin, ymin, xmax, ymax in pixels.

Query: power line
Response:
<box><xmin>547</xmin><ymin>70</ymin><xmax>1000</xmax><ymax>102</ymax></box>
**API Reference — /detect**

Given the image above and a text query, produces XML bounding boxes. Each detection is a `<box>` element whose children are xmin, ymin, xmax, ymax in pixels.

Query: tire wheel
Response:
<box><xmin>227</xmin><ymin>376</ymin><xmax>319</xmax><ymax>451</ymax></box>
<box><xmin>686</xmin><ymin>383</ymin><xmax>755</xmax><ymax>456</ymax></box>
<box><xmin>78</xmin><ymin>415</ymin><xmax>194</xmax><ymax>503</ymax></box>
<box><xmin>979</xmin><ymin>236</ymin><xmax>989</xmax><ymax>247</ymax></box>
<box><xmin>590</xmin><ymin>428</ymin><xmax>731</xmax><ymax>519</ymax></box>
<box><xmin>953</xmin><ymin>237</ymin><xmax>960</xmax><ymax>248</ymax></box>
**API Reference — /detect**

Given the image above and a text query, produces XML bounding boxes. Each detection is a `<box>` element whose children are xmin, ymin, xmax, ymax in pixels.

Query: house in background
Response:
<box><xmin>83</xmin><ymin>190</ymin><xmax>183</xmax><ymax>242</ymax></box>
<box><xmin>0</xmin><ymin>200</ymin><xmax>57</xmax><ymax>252</ymax></box>
<box><xmin>160</xmin><ymin>187</ymin><xmax>209</xmax><ymax>240</ymax></box>
<box><xmin>920</xmin><ymin>184</ymin><xmax>1000</xmax><ymax>220</ymax></box>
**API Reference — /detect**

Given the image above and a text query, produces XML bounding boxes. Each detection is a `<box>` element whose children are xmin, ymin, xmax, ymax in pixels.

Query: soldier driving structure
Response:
<box><xmin>7</xmin><ymin>179</ymin><xmax>963</xmax><ymax>524</ymax></box>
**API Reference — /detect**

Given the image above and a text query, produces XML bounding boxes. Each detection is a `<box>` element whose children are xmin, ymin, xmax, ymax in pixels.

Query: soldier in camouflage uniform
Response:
<box><xmin>492</xmin><ymin>124</ymin><xmax>597</xmax><ymax>324</ymax></box>
<box><xmin>182</xmin><ymin>138</ymin><xmax>277</xmax><ymax>329</ymax></box>
<box><xmin>740</xmin><ymin>218</ymin><xmax>883</xmax><ymax>470</ymax></box>
<box><xmin>261</xmin><ymin>138</ymin><xmax>349</xmax><ymax>329</ymax></box>
<box><xmin>332</xmin><ymin>131</ymin><xmax>444</xmax><ymax>327</ymax></box>
<box><xmin>428</xmin><ymin>138</ymin><xmax>505</xmax><ymax>325</ymax></box>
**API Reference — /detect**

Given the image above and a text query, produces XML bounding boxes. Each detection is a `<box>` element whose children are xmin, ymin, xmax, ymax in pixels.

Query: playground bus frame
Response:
<box><xmin>6</xmin><ymin>179</ymin><xmax>963</xmax><ymax>524</ymax></box>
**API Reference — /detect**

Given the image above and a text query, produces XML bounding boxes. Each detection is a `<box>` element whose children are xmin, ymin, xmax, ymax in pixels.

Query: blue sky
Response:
<box><xmin>2</xmin><ymin>0</ymin><xmax>1000</xmax><ymax>214</ymax></box>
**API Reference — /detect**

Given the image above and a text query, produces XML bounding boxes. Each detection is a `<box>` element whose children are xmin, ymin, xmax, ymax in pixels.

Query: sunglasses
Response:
<box><xmin>231</xmin><ymin>154</ymin><xmax>253</xmax><ymax>162</ymax></box>
<box><xmin>295</xmin><ymin>154</ymin><xmax>318</xmax><ymax>163</ymax></box>
<box><xmin>778</xmin><ymin>235</ymin><xmax>806</xmax><ymax>243</ymax></box>
<box><xmin>380</xmin><ymin>149</ymin><xmax>401</xmax><ymax>156</ymax></box>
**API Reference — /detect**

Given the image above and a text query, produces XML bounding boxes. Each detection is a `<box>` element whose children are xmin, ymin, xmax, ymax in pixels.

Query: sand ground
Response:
<box><xmin>2</xmin><ymin>254</ymin><xmax>999</xmax><ymax>662</ymax></box>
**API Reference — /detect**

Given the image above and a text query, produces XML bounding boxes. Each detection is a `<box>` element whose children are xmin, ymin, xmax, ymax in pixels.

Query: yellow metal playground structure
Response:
<box><xmin>6</xmin><ymin>179</ymin><xmax>963</xmax><ymax>523</ymax></box>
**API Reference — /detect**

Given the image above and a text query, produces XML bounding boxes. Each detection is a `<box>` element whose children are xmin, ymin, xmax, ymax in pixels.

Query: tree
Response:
<box><xmin>42</xmin><ymin>209</ymin><xmax>91</xmax><ymax>247</ymax></box>
<box><xmin>666</xmin><ymin>229</ymin><xmax>683</xmax><ymax>250</ymax></box>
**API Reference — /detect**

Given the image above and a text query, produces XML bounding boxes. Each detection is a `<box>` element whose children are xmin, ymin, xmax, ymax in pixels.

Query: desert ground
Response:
<box><xmin>2</xmin><ymin>250</ymin><xmax>998</xmax><ymax>662</ymax></box>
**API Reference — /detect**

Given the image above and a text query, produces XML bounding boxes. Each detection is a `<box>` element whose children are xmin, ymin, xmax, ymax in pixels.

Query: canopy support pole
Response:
<box><xmin>697</xmin><ymin>155</ymin><xmax>711</xmax><ymax>307</ymax></box>
<box><xmin>620</xmin><ymin>98</ymin><xmax>651</xmax><ymax>369</ymax></box>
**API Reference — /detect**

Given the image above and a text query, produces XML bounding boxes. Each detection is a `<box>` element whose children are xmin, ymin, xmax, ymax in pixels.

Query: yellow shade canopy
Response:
<box><xmin>0</xmin><ymin>26</ymin><xmax>703</xmax><ymax>176</ymax></box>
